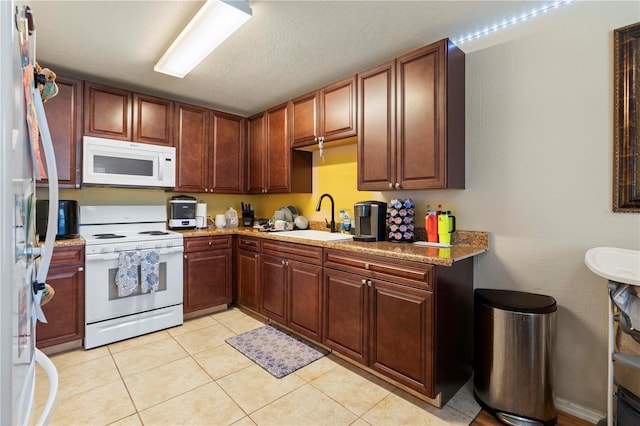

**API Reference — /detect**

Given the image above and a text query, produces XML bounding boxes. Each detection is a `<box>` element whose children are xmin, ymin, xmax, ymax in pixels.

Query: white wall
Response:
<box><xmin>429</xmin><ymin>0</ymin><xmax>640</xmax><ymax>416</ymax></box>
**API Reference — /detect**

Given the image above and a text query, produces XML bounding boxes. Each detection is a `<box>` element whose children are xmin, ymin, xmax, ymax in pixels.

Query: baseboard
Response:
<box><xmin>555</xmin><ymin>396</ymin><xmax>605</xmax><ymax>424</ymax></box>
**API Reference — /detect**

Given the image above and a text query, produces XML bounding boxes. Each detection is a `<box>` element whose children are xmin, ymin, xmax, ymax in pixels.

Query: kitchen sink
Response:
<box><xmin>281</xmin><ymin>229</ymin><xmax>353</xmax><ymax>242</ymax></box>
<box><xmin>585</xmin><ymin>247</ymin><xmax>640</xmax><ymax>285</ymax></box>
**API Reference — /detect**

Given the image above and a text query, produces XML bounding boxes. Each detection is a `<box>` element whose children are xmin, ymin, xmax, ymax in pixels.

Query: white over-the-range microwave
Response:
<box><xmin>82</xmin><ymin>136</ymin><xmax>176</xmax><ymax>188</ymax></box>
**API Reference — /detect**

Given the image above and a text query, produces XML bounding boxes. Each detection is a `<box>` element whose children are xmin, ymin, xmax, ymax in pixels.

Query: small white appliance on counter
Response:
<box><xmin>169</xmin><ymin>195</ymin><xmax>197</xmax><ymax>229</ymax></box>
<box><xmin>82</xmin><ymin>136</ymin><xmax>176</xmax><ymax>188</ymax></box>
<box><xmin>79</xmin><ymin>205</ymin><xmax>184</xmax><ymax>349</ymax></box>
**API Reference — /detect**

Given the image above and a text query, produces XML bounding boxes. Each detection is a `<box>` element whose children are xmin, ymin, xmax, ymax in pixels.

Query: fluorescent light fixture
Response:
<box><xmin>453</xmin><ymin>0</ymin><xmax>572</xmax><ymax>45</ymax></box>
<box><xmin>154</xmin><ymin>0</ymin><xmax>252</xmax><ymax>78</ymax></box>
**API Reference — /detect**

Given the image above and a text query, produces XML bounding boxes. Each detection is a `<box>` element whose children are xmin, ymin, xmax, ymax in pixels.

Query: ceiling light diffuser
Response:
<box><xmin>154</xmin><ymin>0</ymin><xmax>252</xmax><ymax>78</ymax></box>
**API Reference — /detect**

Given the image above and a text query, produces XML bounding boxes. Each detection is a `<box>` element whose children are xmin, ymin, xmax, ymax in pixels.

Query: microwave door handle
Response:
<box><xmin>158</xmin><ymin>154</ymin><xmax>164</xmax><ymax>179</ymax></box>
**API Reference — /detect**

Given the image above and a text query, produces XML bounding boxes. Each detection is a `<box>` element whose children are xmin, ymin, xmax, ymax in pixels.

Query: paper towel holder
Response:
<box><xmin>196</xmin><ymin>200</ymin><xmax>207</xmax><ymax>229</ymax></box>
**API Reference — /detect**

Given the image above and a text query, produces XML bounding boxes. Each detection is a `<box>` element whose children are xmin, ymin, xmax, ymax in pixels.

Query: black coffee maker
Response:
<box><xmin>353</xmin><ymin>201</ymin><xmax>387</xmax><ymax>242</ymax></box>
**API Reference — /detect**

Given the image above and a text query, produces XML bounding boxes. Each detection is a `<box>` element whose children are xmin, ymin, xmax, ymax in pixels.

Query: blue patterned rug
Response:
<box><xmin>225</xmin><ymin>325</ymin><xmax>328</xmax><ymax>378</ymax></box>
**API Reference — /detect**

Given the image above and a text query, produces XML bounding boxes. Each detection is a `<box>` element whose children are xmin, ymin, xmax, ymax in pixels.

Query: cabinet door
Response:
<box><xmin>132</xmin><ymin>93</ymin><xmax>173</xmax><ymax>146</ymax></box>
<box><xmin>183</xmin><ymin>248</ymin><xmax>232</xmax><ymax>313</ymax></box>
<box><xmin>358</xmin><ymin>61</ymin><xmax>396</xmax><ymax>191</ymax></box>
<box><xmin>236</xmin><ymin>248</ymin><xmax>260</xmax><ymax>311</ymax></box>
<box><xmin>174</xmin><ymin>102</ymin><xmax>209</xmax><ymax>192</ymax></box>
<box><xmin>36</xmin><ymin>265</ymin><xmax>85</xmax><ymax>348</ymax></box>
<box><xmin>396</xmin><ymin>41</ymin><xmax>446</xmax><ymax>189</ymax></box>
<box><xmin>39</xmin><ymin>75</ymin><xmax>82</xmax><ymax>189</ymax></box>
<box><xmin>84</xmin><ymin>82</ymin><xmax>132</xmax><ymax>140</ymax></box>
<box><xmin>260</xmin><ymin>253</ymin><xmax>287</xmax><ymax>323</ymax></box>
<box><xmin>321</xmin><ymin>75</ymin><xmax>357</xmax><ymax>142</ymax></box>
<box><xmin>265</xmin><ymin>103</ymin><xmax>290</xmax><ymax>193</ymax></box>
<box><xmin>210</xmin><ymin>111</ymin><xmax>245</xmax><ymax>193</ymax></box>
<box><xmin>287</xmin><ymin>259</ymin><xmax>323</xmax><ymax>341</ymax></box>
<box><xmin>247</xmin><ymin>113</ymin><xmax>266</xmax><ymax>194</ymax></box>
<box><xmin>290</xmin><ymin>91</ymin><xmax>319</xmax><ymax>148</ymax></box>
<box><xmin>323</xmin><ymin>269</ymin><xmax>368</xmax><ymax>365</ymax></box>
<box><xmin>369</xmin><ymin>279</ymin><xmax>434</xmax><ymax>397</ymax></box>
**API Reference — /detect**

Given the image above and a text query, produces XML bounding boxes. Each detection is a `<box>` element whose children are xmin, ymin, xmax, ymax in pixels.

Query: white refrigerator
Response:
<box><xmin>1</xmin><ymin>1</ymin><xmax>59</xmax><ymax>424</ymax></box>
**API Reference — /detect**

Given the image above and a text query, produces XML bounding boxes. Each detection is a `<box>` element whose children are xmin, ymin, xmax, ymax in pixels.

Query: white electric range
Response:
<box><xmin>79</xmin><ymin>205</ymin><xmax>184</xmax><ymax>348</ymax></box>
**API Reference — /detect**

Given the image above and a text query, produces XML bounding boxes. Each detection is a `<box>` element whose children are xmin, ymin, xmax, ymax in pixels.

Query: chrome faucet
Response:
<box><xmin>315</xmin><ymin>193</ymin><xmax>336</xmax><ymax>233</ymax></box>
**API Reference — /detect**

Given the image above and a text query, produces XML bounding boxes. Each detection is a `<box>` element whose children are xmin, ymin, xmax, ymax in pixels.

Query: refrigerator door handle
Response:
<box><xmin>32</xmin><ymin>90</ymin><xmax>58</xmax><ymax>323</ymax></box>
<box><xmin>34</xmin><ymin>349</ymin><xmax>58</xmax><ymax>425</ymax></box>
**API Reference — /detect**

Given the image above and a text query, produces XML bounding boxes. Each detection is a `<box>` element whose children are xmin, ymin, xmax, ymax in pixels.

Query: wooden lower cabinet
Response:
<box><xmin>236</xmin><ymin>237</ymin><xmax>261</xmax><ymax>311</ymax></box>
<box><xmin>260</xmin><ymin>253</ymin><xmax>287</xmax><ymax>323</ymax></box>
<box><xmin>369</xmin><ymin>279</ymin><xmax>434</xmax><ymax>396</ymax></box>
<box><xmin>234</xmin><ymin>240</ymin><xmax>473</xmax><ymax>406</ymax></box>
<box><xmin>36</xmin><ymin>245</ymin><xmax>85</xmax><ymax>348</ymax></box>
<box><xmin>323</xmin><ymin>269</ymin><xmax>368</xmax><ymax>364</ymax></box>
<box><xmin>183</xmin><ymin>236</ymin><xmax>232</xmax><ymax>313</ymax></box>
<box><xmin>323</xmin><ymin>248</ymin><xmax>472</xmax><ymax>405</ymax></box>
<box><xmin>286</xmin><ymin>259</ymin><xmax>323</xmax><ymax>341</ymax></box>
<box><xmin>323</xmin><ymin>268</ymin><xmax>434</xmax><ymax>395</ymax></box>
<box><xmin>260</xmin><ymin>241</ymin><xmax>324</xmax><ymax>340</ymax></box>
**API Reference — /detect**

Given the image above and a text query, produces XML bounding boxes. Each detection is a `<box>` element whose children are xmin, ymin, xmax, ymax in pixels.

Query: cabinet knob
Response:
<box><xmin>282</xmin><ymin>260</ymin><xmax>286</xmax><ymax>265</ymax></box>
<box><xmin>365</xmin><ymin>263</ymin><xmax>370</xmax><ymax>269</ymax></box>
<box><xmin>78</xmin><ymin>267</ymin><xmax>84</xmax><ymax>272</ymax></box>
<box><xmin>254</xmin><ymin>254</ymin><xmax>259</xmax><ymax>259</ymax></box>
<box><xmin>184</xmin><ymin>255</ymin><xmax>187</xmax><ymax>259</ymax></box>
<box><xmin>205</xmin><ymin>188</ymin><xmax>208</xmax><ymax>192</ymax></box>
<box><xmin>395</xmin><ymin>182</ymin><xmax>400</xmax><ymax>189</ymax></box>
<box><xmin>388</xmin><ymin>182</ymin><xmax>393</xmax><ymax>189</ymax></box>
<box><xmin>361</xmin><ymin>279</ymin><xmax>367</xmax><ymax>285</ymax></box>
<box><xmin>208</xmin><ymin>241</ymin><xmax>212</xmax><ymax>246</ymax></box>
<box><xmin>368</xmin><ymin>280</ymin><xmax>372</xmax><ymax>287</ymax></box>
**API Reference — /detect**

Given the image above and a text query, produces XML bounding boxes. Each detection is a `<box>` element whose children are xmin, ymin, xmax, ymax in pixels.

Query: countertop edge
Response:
<box><xmin>55</xmin><ymin>229</ymin><xmax>489</xmax><ymax>266</ymax></box>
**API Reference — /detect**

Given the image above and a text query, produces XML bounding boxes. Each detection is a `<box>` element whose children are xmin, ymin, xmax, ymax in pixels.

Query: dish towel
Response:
<box><xmin>116</xmin><ymin>251</ymin><xmax>140</xmax><ymax>297</ymax></box>
<box><xmin>140</xmin><ymin>250</ymin><xmax>160</xmax><ymax>293</ymax></box>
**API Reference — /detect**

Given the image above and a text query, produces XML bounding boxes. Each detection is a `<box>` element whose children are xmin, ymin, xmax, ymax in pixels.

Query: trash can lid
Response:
<box><xmin>475</xmin><ymin>289</ymin><xmax>557</xmax><ymax>314</ymax></box>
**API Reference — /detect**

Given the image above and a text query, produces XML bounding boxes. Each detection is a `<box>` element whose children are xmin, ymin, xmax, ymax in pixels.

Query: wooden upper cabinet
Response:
<box><xmin>358</xmin><ymin>38</ymin><xmax>465</xmax><ymax>191</ymax></box>
<box><xmin>358</xmin><ymin>61</ymin><xmax>396</xmax><ymax>191</ymax></box>
<box><xmin>173</xmin><ymin>102</ymin><xmax>209</xmax><ymax>192</ymax></box>
<box><xmin>39</xmin><ymin>75</ymin><xmax>83</xmax><ymax>189</ymax></box>
<box><xmin>265</xmin><ymin>103</ymin><xmax>290</xmax><ymax>193</ymax></box>
<box><xmin>132</xmin><ymin>93</ymin><xmax>173</xmax><ymax>146</ymax></box>
<box><xmin>291</xmin><ymin>75</ymin><xmax>357</xmax><ymax>149</ymax></box>
<box><xmin>290</xmin><ymin>91</ymin><xmax>319</xmax><ymax>148</ymax></box>
<box><xmin>247</xmin><ymin>106</ymin><xmax>311</xmax><ymax>194</ymax></box>
<box><xmin>83</xmin><ymin>82</ymin><xmax>131</xmax><ymax>140</ymax></box>
<box><xmin>321</xmin><ymin>75</ymin><xmax>357</xmax><ymax>142</ymax></box>
<box><xmin>247</xmin><ymin>113</ymin><xmax>266</xmax><ymax>194</ymax></box>
<box><xmin>210</xmin><ymin>111</ymin><xmax>246</xmax><ymax>193</ymax></box>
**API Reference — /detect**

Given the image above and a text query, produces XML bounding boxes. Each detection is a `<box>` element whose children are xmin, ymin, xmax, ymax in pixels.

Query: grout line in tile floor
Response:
<box><xmin>32</xmin><ymin>307</ymin><xmax>481</xmax><ymax>425</ymax></box>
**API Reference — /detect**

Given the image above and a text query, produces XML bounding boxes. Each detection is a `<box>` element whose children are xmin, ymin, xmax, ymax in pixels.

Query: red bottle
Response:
<box><xmin>426</xmin><ymin>211</ymin><xmax>438</xmax><ymax>242</ymax></box>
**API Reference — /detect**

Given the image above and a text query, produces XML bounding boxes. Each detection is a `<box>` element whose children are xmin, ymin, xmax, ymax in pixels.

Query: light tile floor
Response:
<box><xmin>31</xmin><ymin>307</ymin><xmax>481</xmax><ymax>425</ymax></box>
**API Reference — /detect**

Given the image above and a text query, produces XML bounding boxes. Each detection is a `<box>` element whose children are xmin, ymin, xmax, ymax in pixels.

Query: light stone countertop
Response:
<box><xmin>53</xmin><ymin>229</ymin><xmax>488</xmax><ymax>267</ymax></box>
<box><xmin>175</xmin><ymin>227</ymin><xmax>489</xmax><ymax>267</ymax></box>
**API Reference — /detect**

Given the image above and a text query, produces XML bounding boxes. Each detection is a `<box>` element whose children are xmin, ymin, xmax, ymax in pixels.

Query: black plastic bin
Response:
<box><xmin>474</xmin><ymin>289</ymin><xmax>558</xmax><ymax>425</ymax></box>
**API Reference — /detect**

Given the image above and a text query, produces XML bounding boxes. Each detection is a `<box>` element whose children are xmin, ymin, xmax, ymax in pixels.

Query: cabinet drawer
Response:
<box><xmin>237</xmin><ymin>236</ymin><xmax>260</xmax><ymax>252</ymax></box>
<box><xmin>51</xmin><ymin>245</ymin><xmax>85</xmax><ymax>268</ymax></box>
<box><xmin>184</xmin><ymin>235</ymin><xmax>233</xmax><ymax>252</ymax></box>
<box><xmin>261</xmin><ymin>240</ymin><xmax>323</xmax><ymax>265</ymax></box>
<box><xmin>324</xmin><ymin>249</ymin><xmax>433</xmax><ymax>290</ymax></box>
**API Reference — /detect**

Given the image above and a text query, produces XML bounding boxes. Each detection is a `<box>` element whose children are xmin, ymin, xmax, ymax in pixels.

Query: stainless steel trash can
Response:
<box><xmin>474</xmin><ymin>289</ymin><xmax>557</xmax><ymax>425</ymax></box>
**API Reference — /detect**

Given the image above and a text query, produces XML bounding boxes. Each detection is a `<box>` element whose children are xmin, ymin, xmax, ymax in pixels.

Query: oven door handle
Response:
<box><xmin>86</xmin><ymin>246</ymin><xmax>184</xmax><ymax>262</ymax></box>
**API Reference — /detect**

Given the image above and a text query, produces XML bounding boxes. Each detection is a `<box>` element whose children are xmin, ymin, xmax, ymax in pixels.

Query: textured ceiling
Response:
<box><xmin>28</xmin><ymin>0</ymin><xmax>559</xmax><ymax>117</ymax></box>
